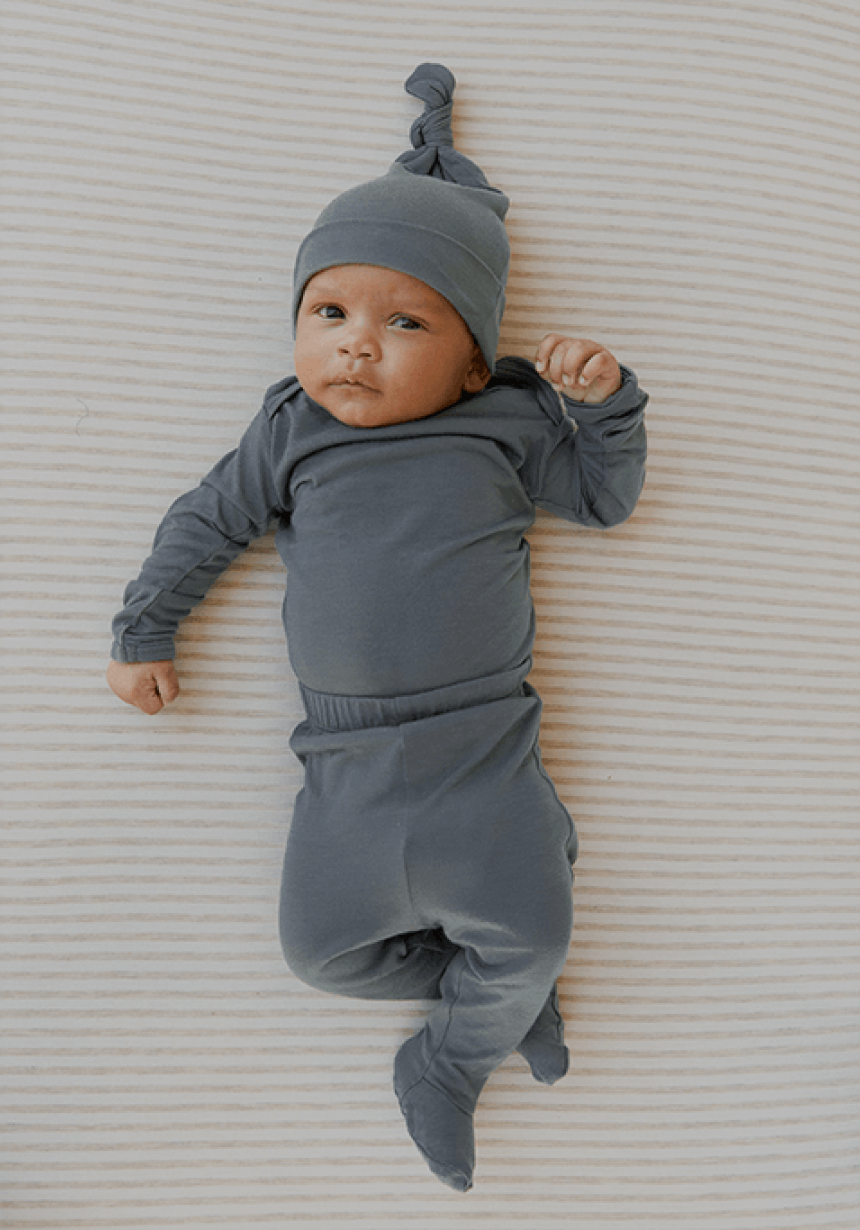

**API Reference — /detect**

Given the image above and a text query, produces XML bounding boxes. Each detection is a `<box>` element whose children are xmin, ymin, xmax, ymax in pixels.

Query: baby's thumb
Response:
<box><xmin>153</xmin><ymin>663</ymin><xmax>181</xmax><ymax>707</ymax></box>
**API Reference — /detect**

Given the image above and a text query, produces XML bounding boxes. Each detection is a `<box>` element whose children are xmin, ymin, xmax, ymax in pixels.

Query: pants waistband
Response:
<box><xmin>299</xmin><ymin>661</ymin><xmax>533</xmax><ymax>732</ymax></box>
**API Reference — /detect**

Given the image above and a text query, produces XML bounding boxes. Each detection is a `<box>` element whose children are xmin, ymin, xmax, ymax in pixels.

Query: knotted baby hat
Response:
<box><xmin>292</xmin><ymin>64</ymin><xmax>510</xmax><ymax>370</ymax></box>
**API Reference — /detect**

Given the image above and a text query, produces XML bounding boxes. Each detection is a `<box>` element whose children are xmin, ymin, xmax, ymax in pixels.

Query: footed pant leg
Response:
<box><xmin>393</xmin><ymin>901</ymin><xmax>572</xmax><ymax>1191</ymax></box>
<box><xmin>279</xmin><ymin>721</ymin><xmax>457</xmax><ymax>1001</ymax></box>
<box><xmin>393</xmin><ymin>690</ymin><xmax>576</xmax><ymax>1189</ymax></box>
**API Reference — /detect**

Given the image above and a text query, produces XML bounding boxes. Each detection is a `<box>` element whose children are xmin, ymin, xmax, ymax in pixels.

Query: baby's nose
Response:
<box><xmin>339</xmin><ymin>325</ymin><xmax>379</xmax><ymax>360</ymax></box>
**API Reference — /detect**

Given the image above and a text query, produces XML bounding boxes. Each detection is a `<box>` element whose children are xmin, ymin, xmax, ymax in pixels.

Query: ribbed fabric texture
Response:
<box><xmin>3</xmin><ymin>2</ymin><xmax>859</xmax><ymax>1226</ymax></box>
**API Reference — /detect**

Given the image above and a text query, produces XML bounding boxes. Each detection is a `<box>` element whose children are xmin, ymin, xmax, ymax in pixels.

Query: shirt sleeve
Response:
<box><xmin>521</xmin><ymin>363</ymin><xmax>648</xmax><ymax>528</ymax></box>
<box><xmin>110</xmin><ymin>392</ymin><xmax>290</xmax><ymax>664</ymax></box>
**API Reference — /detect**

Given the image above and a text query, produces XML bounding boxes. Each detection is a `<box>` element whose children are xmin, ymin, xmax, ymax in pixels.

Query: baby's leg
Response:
<box><xmin>393</xmin><ymin>901</ymin><xmax>571</xmax><ymax>1191</ymax></box>
<box><xmin>393</xmin><ymin>691</ymin><xmax>576</xmax><ymax>1190</ymax></box>
<box><xmin>280</xmin><ymin>719</ymin><xmax>467</xmax><ymax>1002</ymax></box>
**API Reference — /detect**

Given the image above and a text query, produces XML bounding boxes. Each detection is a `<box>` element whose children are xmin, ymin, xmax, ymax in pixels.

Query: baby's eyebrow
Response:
<box><xmin>390</xmin><ymin>299</ymin><xmax>442</xmax><ymax>318</ymax></box>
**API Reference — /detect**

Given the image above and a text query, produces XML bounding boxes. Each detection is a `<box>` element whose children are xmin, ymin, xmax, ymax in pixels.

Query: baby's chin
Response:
<box><xmin>315</xmin><ymin>385</ymin><xmax>452</xmax><ymax>429</ymax></box>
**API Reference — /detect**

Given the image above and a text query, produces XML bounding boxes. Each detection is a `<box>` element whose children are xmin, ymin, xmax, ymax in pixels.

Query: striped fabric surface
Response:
<box><xmin>3</xmin><ymin>1</ymin><xmax>859</xmax><ymax>1226</ymax></box>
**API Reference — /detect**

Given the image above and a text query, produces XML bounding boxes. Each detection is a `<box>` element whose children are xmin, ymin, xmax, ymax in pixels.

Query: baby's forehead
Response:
<box><xmin>305</xmin><ymin>264</ymin><xmax>461</xmax><ymax>321</ymax></box>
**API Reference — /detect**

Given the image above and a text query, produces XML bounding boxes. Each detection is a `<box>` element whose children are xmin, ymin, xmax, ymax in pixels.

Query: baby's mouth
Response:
<box><xmin>331</xmin><ymin>377</ymin><xmax>379</xmax><ymax>393</ymax></box>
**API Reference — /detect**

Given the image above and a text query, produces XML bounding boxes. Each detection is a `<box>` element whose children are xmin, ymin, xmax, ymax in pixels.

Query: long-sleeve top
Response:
<box><xmin>110</xmin><ymin>357</ymin><xmax>647</xmax><ymax>698</ymax></box>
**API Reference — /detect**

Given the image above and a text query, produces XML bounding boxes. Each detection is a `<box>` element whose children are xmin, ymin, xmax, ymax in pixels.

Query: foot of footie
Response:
<box><xmin>517</xmin><ymin>987</ymin><xmax>570</xmax><ymax>1085</ymax></box>
<box><xmin>517</xmin><ymin>1033</ymin><xmax>570</xmax><ymax>1084</ymax></box>
<box><xmin>394</xmin><ymin>1042</ymin><xmax>475</xmax><ymax>1191</ymax></box>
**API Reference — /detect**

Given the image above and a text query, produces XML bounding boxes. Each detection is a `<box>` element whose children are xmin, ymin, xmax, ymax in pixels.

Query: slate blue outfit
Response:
<box><xmin>110</xmin><ymin>65</ymin><xmax>648</xmax><ymax>1191</ymax></box>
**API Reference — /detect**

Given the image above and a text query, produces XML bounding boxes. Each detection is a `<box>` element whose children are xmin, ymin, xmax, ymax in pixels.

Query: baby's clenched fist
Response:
<box><xmin>106</xmin><ymin>659</ymin><xmax>180</xmax><ymax>715</ymax></box>
<box><xmin>535</xmin><ymin>335</ymin><xmax>622</xmax><ymax>404</ymax></box>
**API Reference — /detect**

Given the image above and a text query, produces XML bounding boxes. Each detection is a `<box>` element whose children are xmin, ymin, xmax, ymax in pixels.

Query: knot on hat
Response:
<box><xmin>405</xmin><ymin>63</ymin><xmax>455</xmax><ymax>149</ymax></box>
<box><xmin>396</xmin><ymin>62</ymin><xmax>500</xmax><ymax>192</ymax></box>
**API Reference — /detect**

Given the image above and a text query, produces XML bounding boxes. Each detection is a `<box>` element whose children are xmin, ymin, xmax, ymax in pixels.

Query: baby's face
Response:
<box><xmin>294</xmin><ymin>265</ymin><xmax>490</xmax><ymax>428</ymax></box>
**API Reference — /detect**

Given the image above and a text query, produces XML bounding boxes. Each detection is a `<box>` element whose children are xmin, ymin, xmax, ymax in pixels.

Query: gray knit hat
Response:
<box><xmin>292</xmin><ymin>64</ymin><xmax>510</xmax><ymax>370</ymax></box>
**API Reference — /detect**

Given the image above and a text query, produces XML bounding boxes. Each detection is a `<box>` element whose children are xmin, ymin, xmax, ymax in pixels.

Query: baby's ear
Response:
<box><xmin>463</xmin><ymin>350</ymin><xmax>492</xmax><ymax>394</ymax></box>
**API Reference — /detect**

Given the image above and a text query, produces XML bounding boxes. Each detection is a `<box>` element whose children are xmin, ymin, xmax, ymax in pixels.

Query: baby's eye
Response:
<box><xmin>316</xmin><ymin>305</ymin><xmax>345</xmax><ymax>320</ymax></box>
<box><xmin>390</xmin><ymin>315</ymin><xmax>423</xmax><ymax>331</ymax></box>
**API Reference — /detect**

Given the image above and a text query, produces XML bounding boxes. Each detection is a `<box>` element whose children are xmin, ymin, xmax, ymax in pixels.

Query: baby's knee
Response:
<box><xmin>280</xmin><ymin>931</ymin><xmax>343</xmax><ymax>995</ymax></box>
<box><xmin>278</xmin><ymin>897</ymin><xmax>329</xmax><ymax>990</ymax></box>
<box><xmin>519</xmin><ymin>890</ymin><xmax>574</xmax><ymax>977</ymax></box>
<box><xmin>279</xmin><ymin>903</ymin><xmax>375</xmax><ymax>997</ymax></box>
<box><xmin>473</xmin><ymin>895</ymin><xmax>572</xmax><ymax>985</ymax></box>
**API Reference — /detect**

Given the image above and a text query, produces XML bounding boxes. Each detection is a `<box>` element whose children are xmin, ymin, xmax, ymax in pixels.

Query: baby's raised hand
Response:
<box><xmin>106</xmin><ymin>659</ymin><xmax>180</xmax><ymax>715</ymax></box>
<box><xmin>535</xmin><ymin>335</ymin><xmax>622</xmax><ymax>404</ymax></box>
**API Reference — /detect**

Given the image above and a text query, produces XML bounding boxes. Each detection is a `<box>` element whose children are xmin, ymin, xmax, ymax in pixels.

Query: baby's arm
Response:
<box><xmin>534</xmin><ymin>334</ymin><xmax>622</xmax><ymax>404</ymax></box>
<box><xmin>106</xmin><ymin>659</ymin><xmax>180</xmax><ymax>715</ymax></box>
<box><xmin>520</xmin><ymin>334</ymin><xmax>647</xmax><ymax>528</ymax></box>
<box><xmin>108</xmin><ymin>390</ymin><xmax>291</xmax><ymax>710</ymax></box>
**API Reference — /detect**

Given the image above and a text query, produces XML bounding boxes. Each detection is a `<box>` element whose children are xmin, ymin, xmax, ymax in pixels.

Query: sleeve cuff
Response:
<box><xmin>110</xmin><ymin>638</ymin><xmax>177</xmax><ymax>664</ymax></box>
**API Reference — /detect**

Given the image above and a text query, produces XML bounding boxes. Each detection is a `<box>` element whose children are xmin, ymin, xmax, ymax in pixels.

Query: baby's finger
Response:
<box><xmin>576</xmin><ymin>349</ymin><xmax>623</xmax><ymax>403</ymax></box>
<box><xmin>534</xmin><ymin>333</ymin><xmax>568</xmax><ymax>376</ymax></box>
<box><xmin>549</xmin><ymin>341</ymin><xmax>586</xmax><ymax>388</ymax></box>
<box><xmin>578</xmin><ymin>350</ymin><xmax>610</xmax><ymax>388</ymax></box>
<box><xmin>133</xmin><ymin>675</ymin><xmax>166</xmax><ymax>715</ymax></box>
<box><xmin>153</xmin><ymin>663</ymin><xmax>181</xmax><ymax>707</ymax></box>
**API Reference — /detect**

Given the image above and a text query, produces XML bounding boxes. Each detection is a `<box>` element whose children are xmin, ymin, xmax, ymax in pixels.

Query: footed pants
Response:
<box><xmin>279</xmin><ymin>663</ymin><xmax>578</xmax><ymax>1117</ymax></box>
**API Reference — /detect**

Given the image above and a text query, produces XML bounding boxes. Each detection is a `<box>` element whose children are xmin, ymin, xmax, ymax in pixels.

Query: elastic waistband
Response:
<box><xmin>299</xmin><ymin>661</ymin><xmax>533</xmax><ymax>732</ymax></box>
